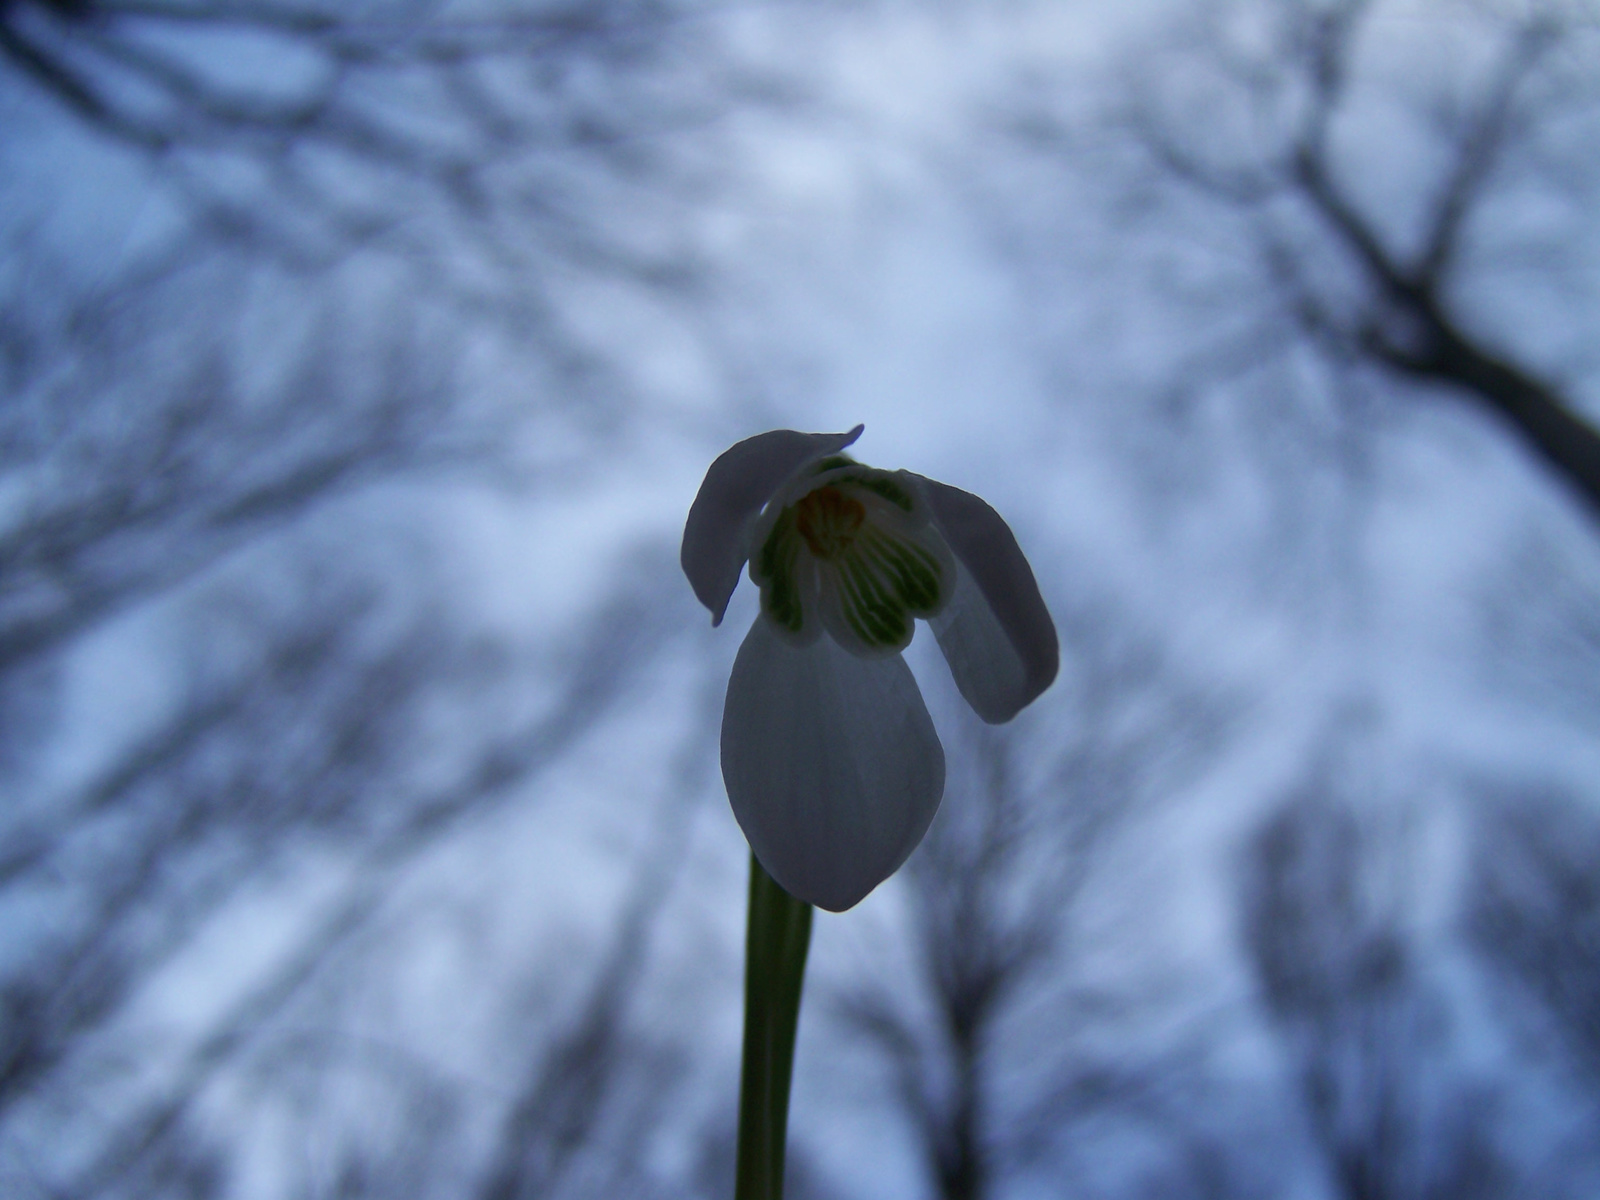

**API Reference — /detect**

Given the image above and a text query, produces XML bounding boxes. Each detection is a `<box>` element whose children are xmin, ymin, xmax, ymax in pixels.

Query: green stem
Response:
<box><xmin>735</xmin><ymin>853</ymin><xmax>814</xmax><ymax>1200</ymax></box>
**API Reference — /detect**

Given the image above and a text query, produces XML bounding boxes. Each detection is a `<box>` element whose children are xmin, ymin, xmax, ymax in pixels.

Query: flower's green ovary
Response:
<box><xmin>800</xmin><ymin>463</ymin><xmax>912</xmax><ymax>510</ymax></box>
<box><xmin>849</xmin><ymin>475</ymin><xmax>914</xmax><ymax>512</ymax></box>
<box><xmin>810</xmin><ymin>455</ymin><xmax>856</xmax><ymax>475</ymax></box>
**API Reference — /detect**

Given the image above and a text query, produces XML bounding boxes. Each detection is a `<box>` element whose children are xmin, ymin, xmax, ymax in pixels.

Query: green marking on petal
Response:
<box><xmin>757</xmin><ymin>510</ymin><xmax>806</xmax><ymax>633</ymax></box>
<box><xmin>839</xmin><ymin>556</ymin><xmax>906</xmax><ymax>646</ymax></box>
<box><xmin>862</xmin><ymin>531</ymin><xmax>942</xmax><ymax>613</ymax></box>
<box><xmin>753</xmin><ymin>467</ymin><xmax>946</xmax><ymax>651</ymax></box>
<box><xmin>828</xmin><ymin>524</ymin><xmax>945</xmax><ymax>650</ymax></box>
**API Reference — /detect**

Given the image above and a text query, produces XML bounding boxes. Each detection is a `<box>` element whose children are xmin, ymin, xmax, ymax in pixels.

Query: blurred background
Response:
<box><xmin>3</xmin><ymin>0</ymin><xmax>1599</xmax><ymax>1196</ymax></box>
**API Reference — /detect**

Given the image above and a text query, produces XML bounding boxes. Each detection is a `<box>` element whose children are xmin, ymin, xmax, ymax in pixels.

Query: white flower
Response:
<box><xmin>682</xmin><ymin>426</ymin><xmax>1058</xmax><ymax>911</ymax></box>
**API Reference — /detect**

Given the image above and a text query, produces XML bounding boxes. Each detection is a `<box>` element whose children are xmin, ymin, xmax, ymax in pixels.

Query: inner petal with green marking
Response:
<box><xmin>752</xmin><ymin>467</ymin><xmax>951</xmax><ymax>655</ymax></box>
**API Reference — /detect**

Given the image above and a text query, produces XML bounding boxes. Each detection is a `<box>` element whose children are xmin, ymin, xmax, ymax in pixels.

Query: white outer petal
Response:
<box><xmin>681</xmin><ymin>426</ymin><xmax>863</xmax><ymax>625</ymax></box>
<box><xmin>919</xmin><ymin>478</ymin><xmax>1059</xmax><ymax>723</ymax></box>
<box><xmin>721</xmin><ymin>615</ymin><xmax>945</xmax><ymax>912</ymax></box>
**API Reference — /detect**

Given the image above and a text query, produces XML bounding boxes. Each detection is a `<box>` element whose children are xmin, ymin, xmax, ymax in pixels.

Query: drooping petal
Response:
<box><xmin>682</xmin><ymin>426</ymin><xmax>864</xmax><ymax>625</ymax></box>
<box><xmin>721</xmin><ymin>616</ymin><xmax>945</xmax><ymax>912</ymax></box>
<box><xmin>919</xmin><ymin>478</ymin><xmax>1058</xmax><ymax>724</ymax></box>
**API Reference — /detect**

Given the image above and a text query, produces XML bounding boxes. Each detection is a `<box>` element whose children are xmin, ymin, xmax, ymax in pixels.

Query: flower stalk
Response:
<box><xmin>687</xmin><ymin>427</ymin><xmax>1057</xmax><ymax>1197</ymax></box>
<box><xmin>736</xmin><ymin>853</ymin><xmax>813</xmax><ymax>1200</ymax></box>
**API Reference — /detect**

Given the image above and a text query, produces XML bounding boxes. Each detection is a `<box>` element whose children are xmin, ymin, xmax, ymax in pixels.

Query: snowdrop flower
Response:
<box><xmin>683</xmin><ymin>426</ymin><xmax>1058</xmax><ymax>911</ymax></box>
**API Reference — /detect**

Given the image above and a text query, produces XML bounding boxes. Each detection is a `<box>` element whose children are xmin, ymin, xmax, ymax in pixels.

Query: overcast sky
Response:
<box><xmin>4</xmin><ymin>1</ymin><xmax>1599</xmax><ymax>1197</ymax></box>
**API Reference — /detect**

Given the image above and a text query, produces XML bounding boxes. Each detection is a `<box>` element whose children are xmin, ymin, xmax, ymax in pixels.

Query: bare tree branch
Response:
<box><xmin>1111</xmin><ymin>0</ymin><xmax>1600</xmax><ymax>522</ymax></box>
<box><xmin>1291</xmin><ymin>3</ymin><xmax>1600</xmax><ymax>519</ymax></box>
<box><xmin>54</xmin><ymin>566</ymin><xmax>688</xmax><ymax>1200</ymax></box>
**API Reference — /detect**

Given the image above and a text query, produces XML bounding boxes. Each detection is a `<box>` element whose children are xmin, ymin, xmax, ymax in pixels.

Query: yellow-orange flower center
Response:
<box><xmin>794</xmin><ymin>486</ymin><xmax>865</xmax><ymax>560</ymax></box>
